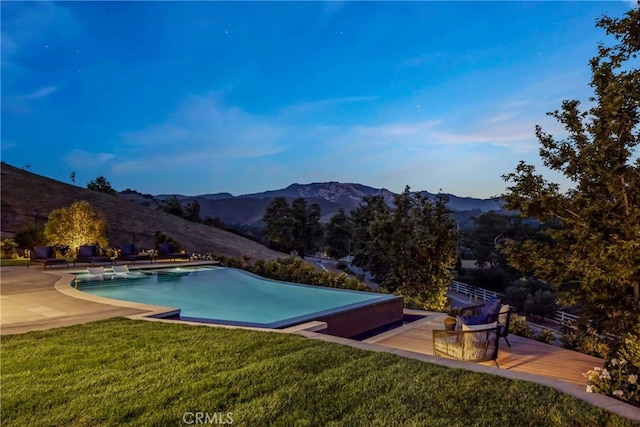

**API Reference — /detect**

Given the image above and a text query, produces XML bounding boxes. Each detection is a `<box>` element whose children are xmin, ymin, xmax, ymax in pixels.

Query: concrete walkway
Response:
<box><xmin>1</xmin><ymin>266</ymin><xmax>146</xmax><ymax>335</ymax></box>
<box><xmin>1</xmin><ymin>265</ymin><xmax>639</xmax><ymax>423</ymax></box>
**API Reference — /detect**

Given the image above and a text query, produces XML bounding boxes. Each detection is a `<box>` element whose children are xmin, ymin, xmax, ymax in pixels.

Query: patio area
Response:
<box><xmin>363</xmin><ymin>311</ymin><xmax>603</xmax><ymax>387</ymax></box>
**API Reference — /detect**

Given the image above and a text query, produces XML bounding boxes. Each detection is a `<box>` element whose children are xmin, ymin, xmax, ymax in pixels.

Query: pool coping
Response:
<box><xmin>48</xmin><ymin>267</ymin><xmax>640</xmax><ymax>423</ymax></box>
<box><xmin>68</xmin><ymin>265</ymin><xmax>403</xmax><ymax>332</ymax></box>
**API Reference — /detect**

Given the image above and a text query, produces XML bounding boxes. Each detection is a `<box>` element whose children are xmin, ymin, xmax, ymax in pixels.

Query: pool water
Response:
<box><xmin>75</xmin><ymin>266</ymin><xmax>398</xmax><ymax>328</ymax></box>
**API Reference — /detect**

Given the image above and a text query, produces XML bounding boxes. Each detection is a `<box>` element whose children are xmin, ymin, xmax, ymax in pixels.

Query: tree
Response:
<box><xmin>324</xmin><ymin>208</ymin><xmax>354</xmax><ymax>258</ymax></box>
<box><xmin>184</xmin><ymin>199</ymin><xmax>201</xmax><ymax>222</ymax></box>
<box><xmin>262</xmin><ymin>197</ymin><xmax>295</xmax><ymax>252</ymax></box>
<box><xmin>44</xmin><ymin>200</ymin><xmax>108</xmax><ymax>252</ymax></box>
<box><xmin>261</xmin><ymin>197</ymin><xmax>322</xmax><ymax>256</ymax></box>
<box><xmin>466</xmin><ymin>211</ymin><xmax>536</xmax><ymax>268</ymax></box>
<box><xmin>353</xmin><ymin>187</ymin><xmax>459</xmax><ymax>310</ymax></box>
<box><xmin>86</xmin><ymin>175</ymin><xmax>117</xmax><ymax>196</ymax></box>
<box><xmin>351</xmin><ymin>194</ymin><xmax>392</xmax><ymax>281</ymax></box>
<box><xmin>163</xmin><ymin>196</ymin><xmax>185</xmax><ymax>217</ymax></box>
<box><xmin>290</xmin><ymin>198</ymin><xmax>322</xmax><ymax>257</ymax></box>
<box><xmin>500</xmin><ymin>6</ymin><xmax>640</xmax><ymax>337</ymax></box>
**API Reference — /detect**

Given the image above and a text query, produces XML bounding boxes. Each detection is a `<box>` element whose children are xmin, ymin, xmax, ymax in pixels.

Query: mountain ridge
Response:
<box><xmin>120</xmin><ymin>181</ymin><xmax>502</xmax><ymax>228</ymax></box>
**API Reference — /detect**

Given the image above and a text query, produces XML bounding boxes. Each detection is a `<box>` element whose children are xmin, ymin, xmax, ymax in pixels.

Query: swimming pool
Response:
<box><xmin>75</xmin><ymin>266</ymin><xmax>403</xmax><ymax>337</ymax></box>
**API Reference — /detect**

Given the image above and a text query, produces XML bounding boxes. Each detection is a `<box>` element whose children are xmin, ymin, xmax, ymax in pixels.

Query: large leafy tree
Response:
<box><xmin>262</xmin><ymin>197</ymin><xmax>295</xmax><ymax>252</ymax></box>
<box><xmin>500</xmin><ymin>6</ymin><xmax>640</xmax><ymax>336</ymax></box>
<box><xmin>351</xmin><ymin>194</ymin><xmax>392</xmax><ymax>281</ymax></box>
<box><xmin>324</xmin><ymin>208</ymin><xmax>354</xmax><ymax>259</ymax></box>
<box><xmin>467</xmin><ymin>211</ymin><xmax>536</xmax><ymax>268</ymax></box>
<box><xmin>262</xmin><ymin>197</ymin><xmax>321</xmax><ymax>256</ymax></box>
<box><xmin>353</xmin><ymin>187</ymin><xmax>459</xmax><ymax>310</ymax></box>
<box><xmin>289</xmin><ymin>198</ymin><xmax>322</xmax><ymax>257</ymax></box>
<box><xmin>44</xmin><ymin>200</ymin><xmax>109</xmax><ymax>252</ymax></box>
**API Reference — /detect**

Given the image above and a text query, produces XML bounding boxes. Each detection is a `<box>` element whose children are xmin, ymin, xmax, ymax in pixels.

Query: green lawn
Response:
<box><xmin>1</xmin><ymin>318</ymin><xmax>633</xmax><ymax>426</ymax></box>
<box><xmin>0</xmin><ymin>258</ymin><xmax>30</xmax><ymax>267</ymax></box>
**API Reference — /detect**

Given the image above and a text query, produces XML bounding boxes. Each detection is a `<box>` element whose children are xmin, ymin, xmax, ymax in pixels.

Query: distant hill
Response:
<box><xmin>123</xmin><ymin>182</ymin><xmax>503</xmax><ymax>228</ymax></box>
<box><xmin>0</xmin><ymin>163</ymin><xmax>284</xmax><ymax>260</ymax></box>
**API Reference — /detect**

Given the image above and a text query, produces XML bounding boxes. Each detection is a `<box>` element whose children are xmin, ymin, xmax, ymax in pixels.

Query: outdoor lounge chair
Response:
<box><xmin>87</xmin><ymin>266</ymin><xmax>108</xmax><ymax>280</ymax></box>
<box><xmin>116</xmin><ymin>243</ymin><xmax>152</xmax><ymax>265</ymax></box>
<box><xmin>459</xmin><ymin>297</ymin><xmax>502</xmax><ymax>324</ymax></box>
<box><xmin>459</xmin><ymin>299</ymin><xmax>512</xmax><ymax>347</ymax></box>
<box><xmin>32</xmin><ymin>246</ymin><xmax>69</xmax><ymax>270</ymax></box>
<box><xmin>111</xmin><ymin>264</ymin><xmax>147</xmax><ymax>279</ymax></box>
<box><xmin>76</xmin><ymin>245</ymin><xmax>112</xmax><ymax>266</ymax></box>
<box><xmin>433</xmin><ymin>322</ymin><xmax>500</xmax><ymax>366</ymax></box>
<box><xmin>156</xmin><ymin>243</ymin><xmax>190</xmax><ymax>261</ymax></box>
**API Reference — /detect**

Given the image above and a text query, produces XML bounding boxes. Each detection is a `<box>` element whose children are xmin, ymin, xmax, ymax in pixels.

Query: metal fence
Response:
<box><xmin>449</xmin><ymin>280</ymin><xmax>579</xmax><ymax>323</ymax></box>
<box><xmin>0</xmin><ymin>211</ymin><xmax>48</xmax><ymax>234</ymax></box>
<box><xmin>0</xmin><ymin>210</ymin><xmax>157</xmax><ymax>249</ymax></box>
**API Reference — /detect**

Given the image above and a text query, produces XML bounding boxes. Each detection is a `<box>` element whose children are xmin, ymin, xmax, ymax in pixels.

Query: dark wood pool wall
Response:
<box><xmin>316</xmin><ymin>296</ymin><xmax>404</xmax><ymax>338</ymax></box>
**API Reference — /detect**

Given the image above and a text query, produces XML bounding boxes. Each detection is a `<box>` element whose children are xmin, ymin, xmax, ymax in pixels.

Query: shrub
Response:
<box><xmin>154</xmin><ymin>231</ymin><xmax>183</xmax><ymax>252</ymax></box>
<box><xmin>13</xmin><ymin>227</ymin><xmax>45</xmax><ymax>250</ymax></box>
<box><xmin>336</xmin><ymin>261</ymin><xmax>348</xmax><ymax>270</ymax></box>
<box><xmin>524</xmin><ymin>289</ymin><xmax>557</xmax><ymax>319</ymax></box>
<box><xmin>534</xmin><ymin>328</ymin><xmax>556</xmax><ymax>345</ymax></box>
<box><xmin>249</xmin><ymin>257</ymin><xmax>370</xmax><ymax>292</ymax></box>
<box><xmin>503</xmin><ymin>284</ymin><xmax>530</xmax><ymax>313</ymax></box>
<box><xmin>584</xmin><ymin>334</ymin><xmax>640</xmax><ymax>408</ymax></box>
<box><xmin>509</xmin><ymin>314</ymin><xmax>534</xmax><ymax>338</ymax></box>
<box><xmin>0</xmin><ymin>239</ymin><xmax>19</xmax><ymax>259</ymax></box>
<box><xmin>560</xmin><ymin>321</ymin><xmax>611</xmax><ymax>359</ymax></box>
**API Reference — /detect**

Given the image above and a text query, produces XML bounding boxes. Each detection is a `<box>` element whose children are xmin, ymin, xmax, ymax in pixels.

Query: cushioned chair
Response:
<box><xmin>433</xmin><ymin>322</ymin><xmax>500</xmax><ymax>366</ymax></box>
<box><xmin>116</xmin><ymin>243</ymin><xmax>152</xmax><ymax>265</ymax></box>
<box><xmin>459</xmin><ymin>297</ymin><xmax>502</xmax><ymax>324</ymax></box>
<box><xmin>156</xmin><ymin>243</ymin><xmax>190</xmax><ymax>261</ymax></box>
<box><xmin>459</xmin><ymin>299</ymin><xmax>512</xmax><ymax>347</ymax></box>
<box><xmin>32</xmin><ymin>246</ymin><xmax>69</xmax><ymax>270</ymax></box>
<box><xmin>76</xmin><ymin>245</ymin><xmax>112</xmax><ymax>266</ymax></box>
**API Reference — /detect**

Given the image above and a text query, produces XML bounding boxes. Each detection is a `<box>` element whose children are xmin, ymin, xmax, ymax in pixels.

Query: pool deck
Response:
<box><xmin>1</xmin><ymin>263</ymin><xmax>639</xmax><ymax>422</ymax></box>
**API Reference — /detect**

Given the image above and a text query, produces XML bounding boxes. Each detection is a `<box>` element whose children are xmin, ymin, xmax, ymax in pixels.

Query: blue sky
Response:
<box><xmin>1</xmin><ymin>1</ymin><xmax>635</xmax><ymax>198</ymax></box>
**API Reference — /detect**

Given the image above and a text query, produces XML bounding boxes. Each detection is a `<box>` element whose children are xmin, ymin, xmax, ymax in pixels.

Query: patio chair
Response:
<box><xmin>459</xmin><ymin>299</ymin><xmax>512</xmax><ymax>347</ymax></box>
<box><xmin>116</xmin><ymin>243</ymin><xmax>153</xmax><ymax>265</ymax></box>
<box><xmin>32</xmin><ymin>246</ymin><xmax>69</xmax><ymax>270</ymax></box>
<box><xmin>76</xmin><ymin>245</ymin><xmax>112</xmax><ymax>266</ymax></box>
<box><xmin>433</xmin><ymin>322</ymin><xmax>500</xmax><ymax>366</ymax></box>
<box><xmin>459</xmin><ymin>297</ymin><xmax>502</xmax><ymax>324</ymax></box>
<box><xmin>156</xmin><ymin>243</ymin><xmax>190</xmax><ymax>261</ymax></box>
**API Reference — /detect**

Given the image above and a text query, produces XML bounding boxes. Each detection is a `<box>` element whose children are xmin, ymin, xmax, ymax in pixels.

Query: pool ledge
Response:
<box><xmin>53</xmin><ymin>272</ymin><xmax>181</xmax><ymax>319</ymax></box>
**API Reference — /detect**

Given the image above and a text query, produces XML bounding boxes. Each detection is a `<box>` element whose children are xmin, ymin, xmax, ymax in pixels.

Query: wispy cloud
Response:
<box><xmin>277</xmin><ymin>96</ymin><xmax>378</xmax><ymax>117</ymax></box>
<box><xmin>64</xmin><ymin>150</ymin><xmax>116</xmax><ymax>169</ymax></box>
<box><xmin>20</xmin><ymin>86</ymin><xmax>59</xmax><ymax>100</ymax></box>
<box><xmin>120</xmin><ymin>94</ymin><xmax>289</xmax><ymax>172</ymax></box>
<box><xmin>505</xmin><ymin>100</ymin><xmax>531</xmax><ymax>108</ymax></box>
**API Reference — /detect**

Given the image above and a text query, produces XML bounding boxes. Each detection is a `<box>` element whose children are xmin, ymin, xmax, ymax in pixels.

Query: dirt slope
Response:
<box><xmin>0</xmin><ymin>162</ymin><xmax>284</xmax><ymax>260</ymax></box>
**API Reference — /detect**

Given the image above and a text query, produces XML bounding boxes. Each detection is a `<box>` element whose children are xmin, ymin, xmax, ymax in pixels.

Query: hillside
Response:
<box><xmin>0</xmin><ymin>162</ymin><xmax>284</xmax><ymax>260</ymax></box>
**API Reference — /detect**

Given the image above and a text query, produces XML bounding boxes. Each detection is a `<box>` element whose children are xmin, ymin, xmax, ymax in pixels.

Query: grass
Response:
<box><xmin>0</xmin><ymin>258</ymin><xmax>30</xmax><ymax>267</ymax></box>
<box><xmin>1</xmin><ymin>318</ymin><xmax>635</xmax><ymax>427</ymax></box>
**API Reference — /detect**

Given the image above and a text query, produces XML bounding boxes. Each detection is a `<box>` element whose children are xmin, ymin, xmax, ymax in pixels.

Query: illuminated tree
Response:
<box><xmin>44</xmin><ymin>200</ymin><xmax>108</xmax><ymax>252</ymax></box>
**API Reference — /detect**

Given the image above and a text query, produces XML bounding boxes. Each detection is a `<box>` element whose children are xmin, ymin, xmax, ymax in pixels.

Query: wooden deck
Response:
<box><xmin>365</xmin><ymin>312</ymin><xmax>604</xmax><ymax>387</ymax></box>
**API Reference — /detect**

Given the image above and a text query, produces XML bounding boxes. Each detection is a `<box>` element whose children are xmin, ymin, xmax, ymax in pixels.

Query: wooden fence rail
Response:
<box><xmin>449</xmin><ymin>280</ymin><xmax>579</xmax><ymax>323</ymax></box>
